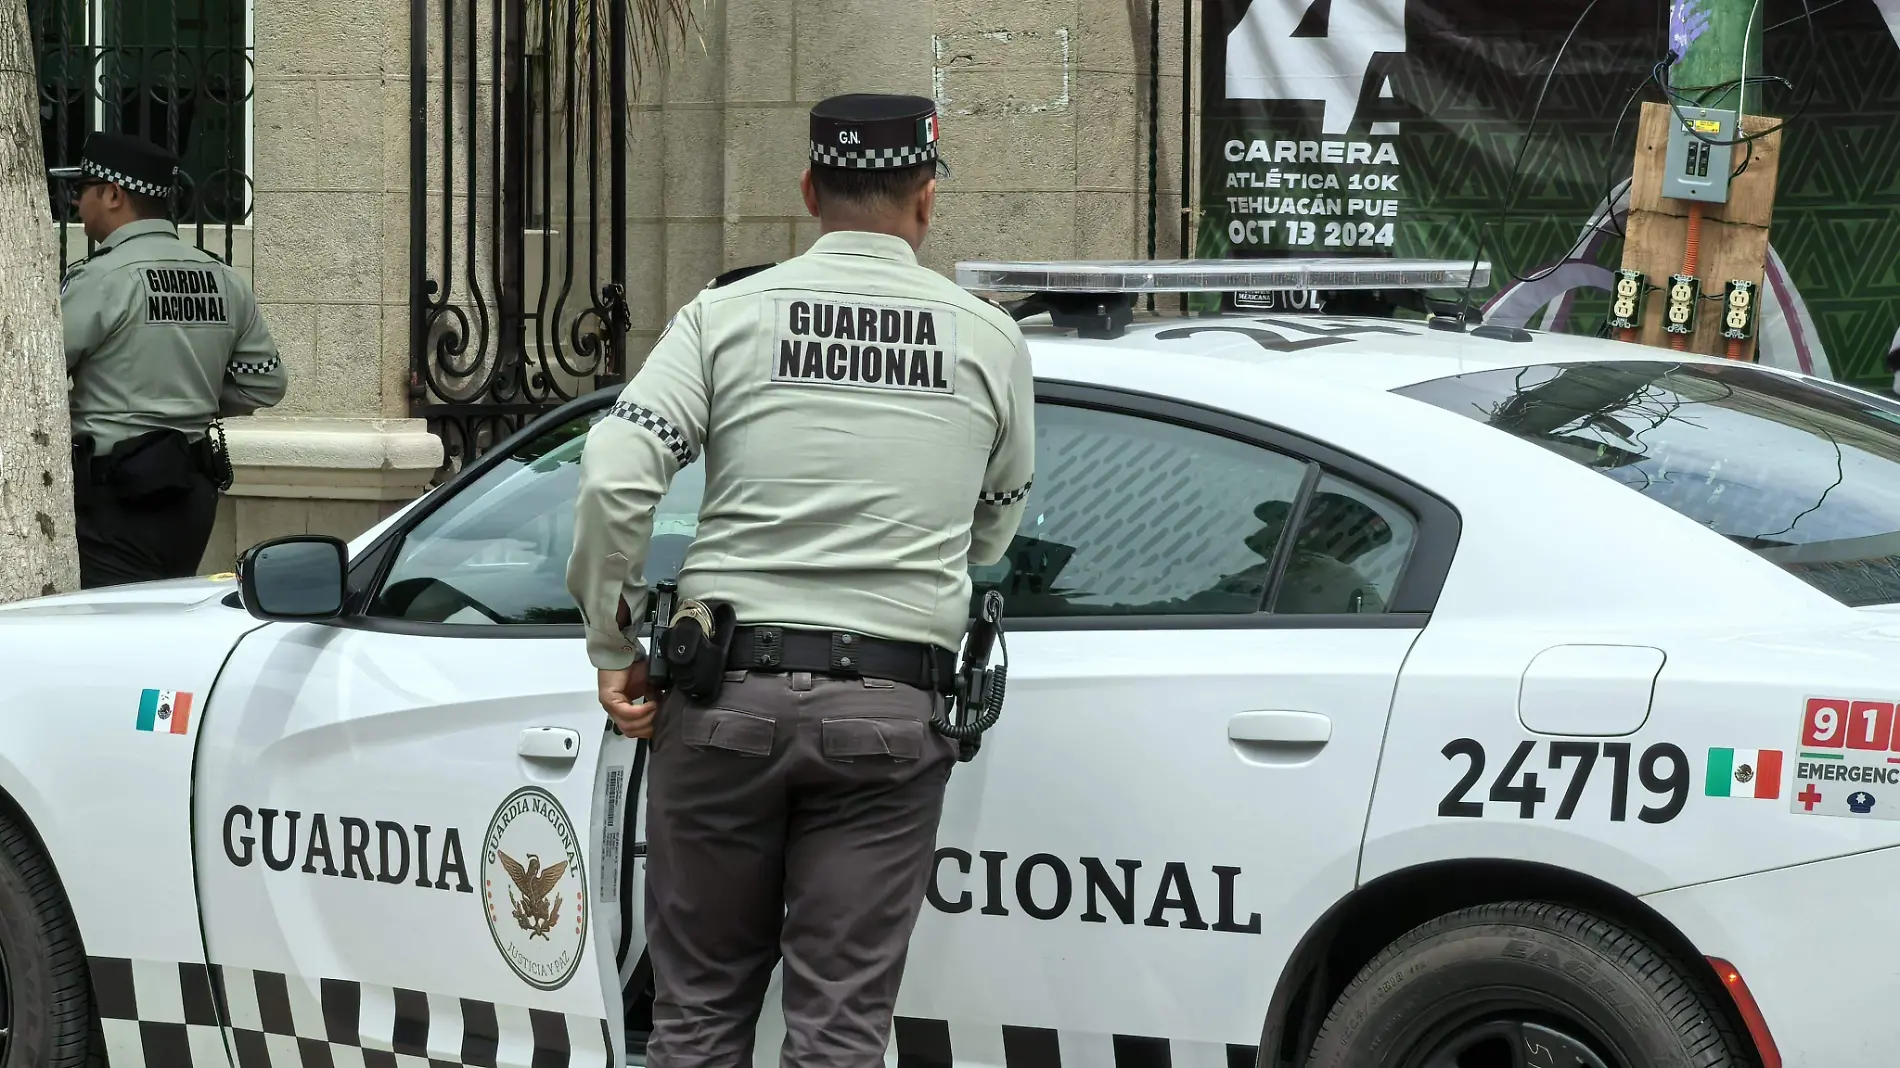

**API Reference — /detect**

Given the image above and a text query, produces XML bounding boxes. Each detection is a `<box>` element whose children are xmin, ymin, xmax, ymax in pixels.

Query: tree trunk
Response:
<box><xmin>0</xmin><ymin>0</ymin><xmax>80</xmax><ymax>602</ymax></box>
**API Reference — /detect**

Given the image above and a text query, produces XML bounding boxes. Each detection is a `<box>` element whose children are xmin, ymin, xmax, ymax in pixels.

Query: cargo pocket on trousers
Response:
<box><xmin>821</xmin><ymin>717</ymin><xmax>926</xmax><ymax>762</ymax></box>
<box><xmin>682</xmin><ymin>706</ymin><xmax>776</xmax><ymax>757</ymax></box>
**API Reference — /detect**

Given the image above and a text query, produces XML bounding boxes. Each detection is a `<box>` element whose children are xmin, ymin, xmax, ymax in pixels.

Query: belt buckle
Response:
<box><xmin>753</xmin><ymin>626</ymin><xmax>782</xmax><ymax>669</ymax></box>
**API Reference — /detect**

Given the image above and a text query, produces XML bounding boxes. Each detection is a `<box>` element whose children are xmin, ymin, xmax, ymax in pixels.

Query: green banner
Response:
<box><xmin>1198</xmin><ymin>0</ymin><xmax>1900</xmax><ymax>388</ymax></box>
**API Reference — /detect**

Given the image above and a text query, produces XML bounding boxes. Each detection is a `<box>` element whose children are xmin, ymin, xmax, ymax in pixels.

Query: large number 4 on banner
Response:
<box><xmin>1224</xmin><ymin>0</ymin><xmax>1407</xmax><ymax>136</ymax></box>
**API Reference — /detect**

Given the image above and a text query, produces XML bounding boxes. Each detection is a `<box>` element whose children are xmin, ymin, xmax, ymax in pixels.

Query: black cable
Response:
<box><xmin>1455</xmin><ymin>0</ymin><xmax>1604</xmax><ymax>314</ymax></box>
<box><xmin>1598</xmin><ymin>65</ymin><xmax>1660</xmax><ymax>241</ymax></box>
<box><xmin>1652</xmin><ymin>0</ymin><xmax>1820</xmax><ymax>147</ymax></box>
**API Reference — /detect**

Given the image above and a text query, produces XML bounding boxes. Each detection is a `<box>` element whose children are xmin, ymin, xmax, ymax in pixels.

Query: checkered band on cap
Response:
<box><xmin>81</xmin><ymin>157</ymin><xmax>176</xmax><ymax>197</ymax></box>
<box><xmin>809</xmin><ymin>142</ymin><xmax>939</xmax><ymax>170</ymax></box>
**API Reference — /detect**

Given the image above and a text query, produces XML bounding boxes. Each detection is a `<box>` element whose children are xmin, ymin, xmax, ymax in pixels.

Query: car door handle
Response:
<box><xmin>519</xmin><ymin>727</ymin><xmax>581</xmax><ymax>761</ymax></box>
<box><xmin>1228</xmin><ymin>711</ymin><xmax>1331</xmax><ymax>746</ymax></box>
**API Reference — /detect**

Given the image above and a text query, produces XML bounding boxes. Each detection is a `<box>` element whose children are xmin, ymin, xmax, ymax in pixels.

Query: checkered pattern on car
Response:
<box><xmin>89</xmin><ymin>956</ymin><xmax>613</xmax><ymax>1068</ymax></box>
<box><xmin>888</xmin><ymin>1017</ymin><xmax>1259</xmax><ymax>1067</ymax></box>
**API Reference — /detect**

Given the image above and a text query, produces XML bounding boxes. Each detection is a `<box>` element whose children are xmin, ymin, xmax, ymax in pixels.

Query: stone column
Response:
<box><xmin>200</xmin><ymin>0</ymin><xmax>443</xmax><ymax>571</ymax></box>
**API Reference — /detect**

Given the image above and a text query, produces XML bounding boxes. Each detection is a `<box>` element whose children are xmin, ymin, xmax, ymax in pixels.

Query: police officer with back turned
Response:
<box><xmin>52</xmin><ymin>132</ymin><xmax>286</xmax><ymax>588</ymax></box>
<box><xmin>566</xmin><ymin>93</ymin><xmax>1034</xmax><ymax>1066</ymax></box>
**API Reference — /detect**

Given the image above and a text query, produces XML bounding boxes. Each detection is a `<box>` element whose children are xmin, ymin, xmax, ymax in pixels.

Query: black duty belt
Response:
<box><xmin>726</xmin><ymin>625</ymin><xmax>957</xmax><ymax>693</ymax></box>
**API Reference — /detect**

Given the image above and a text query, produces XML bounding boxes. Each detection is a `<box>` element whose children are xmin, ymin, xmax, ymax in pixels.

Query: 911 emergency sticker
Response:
<box><xmin>1437</xmin><ymin>738</ymin><xmax>1689</xmax><ymax>823</ymax></box>
<box><xmin>1790</xmin><ymin>697</ymin><xmax>1900</xmax><ymax>821</ymax></box>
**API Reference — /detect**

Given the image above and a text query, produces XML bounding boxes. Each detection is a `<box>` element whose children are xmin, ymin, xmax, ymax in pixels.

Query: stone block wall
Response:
<box><xmin>622</xmin><ymin>0</ymin><xmax>1190</xmax><ymax>365</ymax></box>
<box><xmin>193</xmin><ymin>0</ymin><xmax>1189</xmax><ymax>568</ymax></box>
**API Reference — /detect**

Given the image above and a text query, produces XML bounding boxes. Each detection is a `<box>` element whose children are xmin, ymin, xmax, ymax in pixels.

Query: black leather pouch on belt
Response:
<box><xmin>660</xmin><ymin>601</ymin><xmax>737</xmax><ymax>701</ymax></box>
<box><xmin>104</xmin><ymin>429</ymin><xmax>199</xmax><ymax>508</ymax></box>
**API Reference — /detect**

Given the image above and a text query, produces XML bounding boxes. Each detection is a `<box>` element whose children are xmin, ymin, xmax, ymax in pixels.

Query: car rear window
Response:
<box><xmin>1393</xmin><ymin>360</ymin><xmax>1900</xmax><ymax>607</ymax></box>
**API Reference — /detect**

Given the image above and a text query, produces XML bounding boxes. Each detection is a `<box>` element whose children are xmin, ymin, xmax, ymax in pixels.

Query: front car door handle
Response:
<box><xmin>1228</xmin><ymin>711</ymin><xmax>1331</xmax><ymax>745</ymax></box>
<box><xmin>519</xmin><ymin>727</ymin><xmax>581</xmax><ymax>761</ymax></box>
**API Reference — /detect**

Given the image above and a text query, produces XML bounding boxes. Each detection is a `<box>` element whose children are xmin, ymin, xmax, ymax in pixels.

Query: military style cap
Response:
<box><xmin>48</xmin><ymin>132</ymin><xmax>180</xmax><ymax>198</ymax></box>
<box><xmin>809</xmin><ymin>93</ymin><xmax>949</xmax><ymax>176</ymax></box>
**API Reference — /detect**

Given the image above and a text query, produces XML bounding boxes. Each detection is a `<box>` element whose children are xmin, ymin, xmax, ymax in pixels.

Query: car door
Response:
<box><xmin>192</xmin><ymin>403</ymin><xmax>699</xmax><ymax>1067</ymax></box>
<box><xmin>853</xmin><ymin>383</ymin><xmax>1457</xmax><ymax>1065</ymax></box>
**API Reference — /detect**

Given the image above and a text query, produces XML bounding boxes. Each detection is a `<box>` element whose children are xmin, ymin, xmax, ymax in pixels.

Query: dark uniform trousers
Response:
<box><xmin>72</xmin><ymin>444</ymin><xmax>220</xmax><ymax>589</ymax></box>
<box><xmin>644</xmin><ymin>668</ymin><xmax>958</xmax><ymax>1068</ymax></box>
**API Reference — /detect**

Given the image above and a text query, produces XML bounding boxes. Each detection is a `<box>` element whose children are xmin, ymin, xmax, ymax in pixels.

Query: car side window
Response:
<box><xmin>1268</xmin><ymin>474</ymin><xmax>1417</xmax><ymax>615</ymax></box>
<box><xmin>365</xmin><ymin>409</ymin><xmax>706</xmax><ymax>625</ymax></box>
<box><xmin>969</xmin><ymin>403</ymin><xmax>1419</xmax><ymax>619</ymax></box>
<box><xmin>969</xmin><ymin>404</ymin><xmax>1314</xmax><ymax>616</ymax></box>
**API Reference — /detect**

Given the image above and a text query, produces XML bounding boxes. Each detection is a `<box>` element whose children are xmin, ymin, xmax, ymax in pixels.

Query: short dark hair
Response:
<box><xmin>124</xmin><ymin>189</ymin><xmax>171</xmax><ymax>220</ymax></box>
<box><xmin>810</xmin><ymin>162</ymin><xmax>933</xmax><ymax>210</ymax></box>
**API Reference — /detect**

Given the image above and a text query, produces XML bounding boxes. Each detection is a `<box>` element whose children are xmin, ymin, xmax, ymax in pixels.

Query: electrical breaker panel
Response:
<box><xmin>1661</xmin><ymin>106</ymin><xmax>1736</xmax><ymax>203</ymax></box>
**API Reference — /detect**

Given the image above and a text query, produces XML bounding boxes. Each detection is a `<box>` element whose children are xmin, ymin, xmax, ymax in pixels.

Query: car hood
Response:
<box><xmin>0</xmin><ymin>575</ymin><xmax>239</xmax><ymax>620</ymax></box>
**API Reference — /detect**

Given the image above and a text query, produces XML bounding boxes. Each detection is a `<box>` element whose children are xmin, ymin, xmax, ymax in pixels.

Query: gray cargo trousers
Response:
<box><xmin>643</xmin><ymin>667</ymin><xmax>958</xmax><ymax>1068</ymax></box>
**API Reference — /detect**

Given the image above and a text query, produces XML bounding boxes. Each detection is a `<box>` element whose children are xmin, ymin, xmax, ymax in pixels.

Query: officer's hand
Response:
<box><xmin>599</xmin><ymin>660</ymin><xmax>658</xmax><ymax>737</ymax></box>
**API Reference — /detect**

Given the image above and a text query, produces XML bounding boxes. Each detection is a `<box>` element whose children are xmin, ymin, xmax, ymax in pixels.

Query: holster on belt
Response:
<box><xmin>659</xmin><ymin>599</ymin><xmax>737</xmax><ymax>701</ymax></box>
<box><xmin>102</xmin><ymin>429</ymin><xmax>200</xmax><ymax>508</ymax></box>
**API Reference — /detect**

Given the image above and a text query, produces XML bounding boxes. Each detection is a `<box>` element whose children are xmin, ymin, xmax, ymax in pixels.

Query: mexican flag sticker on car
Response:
<box><xmin>1704</xmin><ymin>747</ymin><xmax>1782</xmax><ymax>799</ymax></box>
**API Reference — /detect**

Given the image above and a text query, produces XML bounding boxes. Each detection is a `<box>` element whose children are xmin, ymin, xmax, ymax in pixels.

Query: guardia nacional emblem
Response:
<box><xmin>482</xmin><ymin>786</ymin><xmax>587</xmax><ymax>990</ymax></box>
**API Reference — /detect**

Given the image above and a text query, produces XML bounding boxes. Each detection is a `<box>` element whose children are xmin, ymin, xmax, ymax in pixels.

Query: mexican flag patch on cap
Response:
<box><xmin>1705</xmin><ymin>747</ymin><xmax>1782</xmax><ymax>799</ymax></box>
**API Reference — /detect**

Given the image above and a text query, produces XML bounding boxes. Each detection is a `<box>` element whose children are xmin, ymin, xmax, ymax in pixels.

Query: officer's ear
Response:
<box><xmin>799</xmin><ymin>168</ymin><xmax>821</xmax><ymax>218</ymax></box>
<box><xmin>915</xmin><ymin>176</ymin><xmax>937</xmax><ymax>229</ymax></box>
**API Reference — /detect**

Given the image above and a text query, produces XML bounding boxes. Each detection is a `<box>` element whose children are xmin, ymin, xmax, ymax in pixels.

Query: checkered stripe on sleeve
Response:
<box><xmin>230</xmin><ymin>356</ymin><xmax>281</xmax><ymax>375</ymax></box>
<box><xmin>88</xmin><ymin>956</ymin><xmax>614</xmax><ymax>1068</ymax></box>
<box><xmin>608</xmin><ymin>401</ymin><xmax>697</xmax><ymax>466</ymax></box>
<box><xmin>978</xmin><ymin>480</ymin><xmax>1032</xmax><ymax>506</ymax></box>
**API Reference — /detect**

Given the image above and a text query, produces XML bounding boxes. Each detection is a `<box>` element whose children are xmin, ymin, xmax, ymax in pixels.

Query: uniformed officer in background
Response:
<box><xmin>52</xmin><ymin>133</ymin><xmax>286</xmax><ymax>588</ymax></box>
<box><xmin>567</xmin><ymin>93</ymin><xmax>1035</xmax><ymax>1066</ymax></box>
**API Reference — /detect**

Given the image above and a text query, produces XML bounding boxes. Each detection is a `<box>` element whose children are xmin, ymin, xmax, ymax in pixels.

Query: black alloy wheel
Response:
<box><xmin>1303</xmin><ymin>902</ymin><xmax>1748</xmax><ymax>1068</ymax></box>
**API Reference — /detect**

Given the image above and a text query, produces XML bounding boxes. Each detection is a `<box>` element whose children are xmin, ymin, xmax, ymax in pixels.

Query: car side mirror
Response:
<box><xmin>238</xmin><ymin>535</ymin><xmax>348</xmax><ymax>621</ymax></box>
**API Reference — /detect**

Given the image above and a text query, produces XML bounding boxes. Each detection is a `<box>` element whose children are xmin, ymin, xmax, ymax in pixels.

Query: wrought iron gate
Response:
<box><xmin>30</xmin><ymin>0</ymin><xmax>252</xmax><ymax>271</ymax></box>
<box><xmin>409</xmin><ymin>0</ymin><xmax>631</xmax><ymax>476</ymax></box>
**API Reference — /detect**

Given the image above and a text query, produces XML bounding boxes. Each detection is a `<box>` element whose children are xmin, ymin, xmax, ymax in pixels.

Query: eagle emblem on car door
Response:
<box><xmin>482</xmin><ymin>786</ymin><xmax>588</xmax><ymax>990</ymax></box>
<box><xmin>499</xmin><ymin>851</ymin><xmax>567</xmax><ymax>939</ymax></box>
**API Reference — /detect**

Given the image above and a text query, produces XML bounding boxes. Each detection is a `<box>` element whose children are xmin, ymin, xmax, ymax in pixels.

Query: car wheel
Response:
<box><xmin>1304</xmin><ymin>901</ymin><xmax>1747</xmax><ymax>1068</ymax></box>
<box><xmin>0</xmin><ymin>809</ymin><xmax>95</xmax><ymax>1067</ymax></box>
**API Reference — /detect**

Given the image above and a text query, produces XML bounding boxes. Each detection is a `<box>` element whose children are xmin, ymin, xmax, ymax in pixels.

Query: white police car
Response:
<box><xmin>0</xmin><ymin>258</ymin><xmax>1888</xmax><ymax>1068</ymax></box>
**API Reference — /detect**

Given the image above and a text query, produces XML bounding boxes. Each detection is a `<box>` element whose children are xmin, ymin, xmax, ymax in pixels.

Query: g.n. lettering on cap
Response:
<box><xmin>809</xmin><ymin>93</ymin><xmax>946</xmax><ymax>173</ymax></box>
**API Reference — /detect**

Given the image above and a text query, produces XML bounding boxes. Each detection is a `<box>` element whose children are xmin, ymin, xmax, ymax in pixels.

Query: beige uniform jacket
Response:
<box><xmin>63</xmin><ymin>219</ymin><xmax>285</xmax><ymax>454</ymax></box>
<box><xmin>566</xmin><ymin>230</ymin><xmax>1037</xmax><ymax>670</ymax></box>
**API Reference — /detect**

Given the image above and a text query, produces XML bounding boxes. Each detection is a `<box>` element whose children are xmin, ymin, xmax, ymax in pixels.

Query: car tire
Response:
<box><xmin>0</xmin><ymin>808</ymin><xmax>96</xmax><ymax>1067</ymax></box>
<box><xmin>1303</xmin><ymin>901</ymin><xmax>1747</xmax><ymax>1068</ymax></box>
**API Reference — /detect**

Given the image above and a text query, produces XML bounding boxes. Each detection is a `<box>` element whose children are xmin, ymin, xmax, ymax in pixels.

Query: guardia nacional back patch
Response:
<box><xmin>772</xmin><ymin>297</ymin><xmax>958</xmax><ymax>394</ymax></box>
<box><xmin>143</xmin><ymin>267</ymin><xmax>230</xmax><ymax>326</ymax></box>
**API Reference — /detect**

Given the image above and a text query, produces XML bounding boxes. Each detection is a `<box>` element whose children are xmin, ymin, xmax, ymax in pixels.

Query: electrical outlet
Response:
<box><xmin>1661</xmin><ymin>106</ymin><xmax>1736</xmax><ymax>204</ymax></box>
<box><xmin>1608</xmin><ymin>269</ymin><xmax>1645</xmax><ymax>331</ymax></box>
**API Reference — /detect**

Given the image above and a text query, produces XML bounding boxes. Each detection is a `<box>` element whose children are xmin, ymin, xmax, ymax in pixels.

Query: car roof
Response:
<box><xmin>1013</xmin><ymin>310</ymin><xmax>1750</xmax><ymax>394</ymax></box>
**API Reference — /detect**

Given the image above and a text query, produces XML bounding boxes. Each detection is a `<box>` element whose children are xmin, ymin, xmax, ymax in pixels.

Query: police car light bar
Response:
<box><xmin>954</xmin><ymin>258</ymin><xmax>1490</xmax><ymax>294</ymax></box>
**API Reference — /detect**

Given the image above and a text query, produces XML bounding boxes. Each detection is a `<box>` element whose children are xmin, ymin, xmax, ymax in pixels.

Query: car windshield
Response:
<box><xmin>1394</xmin><ymin>360</ymin><xmax>1900</xmax><ymax>607</ymax></box>
<box><xmin>366</xmin><ymin>409</ymin><xmax>707</xmax><ymax>624</ymax></box>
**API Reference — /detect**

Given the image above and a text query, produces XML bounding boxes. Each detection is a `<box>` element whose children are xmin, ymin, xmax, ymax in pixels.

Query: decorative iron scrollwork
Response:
<box><xmin>409</xmin><ymin>0</ymin><xmax>630</xmax><ymax>480</ymax></box>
